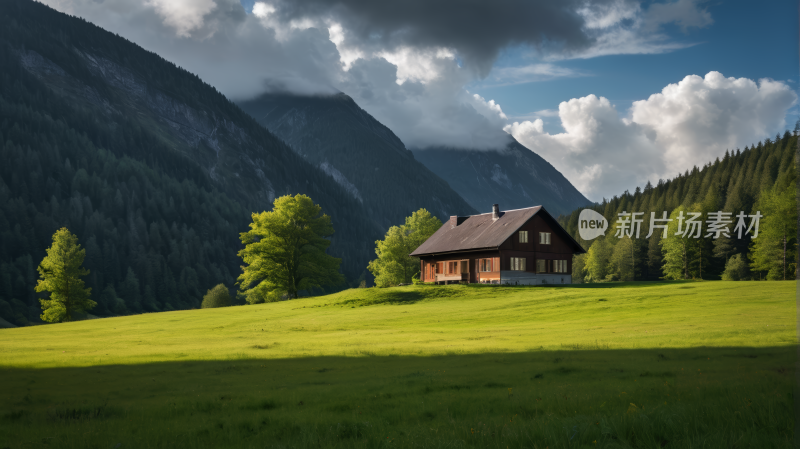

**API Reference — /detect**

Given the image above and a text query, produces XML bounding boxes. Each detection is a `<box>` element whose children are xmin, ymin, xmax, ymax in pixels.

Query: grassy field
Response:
<box><xmin>0</xmin><ymin>281</ymin><xmax>796</xmax><ymax>448</ymax></box>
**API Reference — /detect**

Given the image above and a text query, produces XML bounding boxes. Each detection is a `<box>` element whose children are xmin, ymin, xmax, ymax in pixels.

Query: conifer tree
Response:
<box><xmin>608</xmin><ymin>236</ymin><xmax>634</xmax><ymax>281</ymax></box>
<box><xmin>750</xmin><ymin>169</ymin><xmax>797</xmax><ymax>279</ymax></box>
<box><xmin>660</xmin><ymin>207</ymin><xmax>692</xmax><ymax>279</ymax></box>
<box><xmin>35</xmin><ymin>228</ymin><xmax>96</xmax><ymax>322</ymax></box>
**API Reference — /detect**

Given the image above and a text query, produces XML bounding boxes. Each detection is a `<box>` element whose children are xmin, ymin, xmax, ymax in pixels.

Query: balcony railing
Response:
<box><xmin>477</xmin><ymin>271</ymin><xmax>500</xmax><ymax>282</ymax></box>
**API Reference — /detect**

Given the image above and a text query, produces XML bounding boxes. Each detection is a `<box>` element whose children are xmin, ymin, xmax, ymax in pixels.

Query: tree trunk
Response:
<box><xmin>630</xmin><ymin>238</ymin><xmax>634</xmax><ymax>281</ymax></box>
<box><xmin>683</xmin><ymin>241</ymin><xmax>687</xmax><ymax>280</ymax></box>
<box><xmin>783</xmin><ymin>230</ymin><xmax>786</xmax><ymax>281</ymax></box>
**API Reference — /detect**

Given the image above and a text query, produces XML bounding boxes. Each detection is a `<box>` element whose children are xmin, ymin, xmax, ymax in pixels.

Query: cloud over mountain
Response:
<box><xmin>42</xmin><ymin>0</ymin><xmax>794</xmax><ymax>199</ymax></box>
<box><xmin>42</xmin><ymin>0</ymin><xmax>717</xmax><ymax>152</ymax></box>
<box><xmin>505</xmin><ymin>72</ymin><xmax>797</xmax><ymax>200</ymax></box>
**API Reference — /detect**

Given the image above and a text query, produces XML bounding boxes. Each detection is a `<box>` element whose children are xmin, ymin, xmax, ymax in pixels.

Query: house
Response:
<box><xmin>410</xmin><ymin>204</ymin><xmax>585</xmax><ymax>285</ymax></box>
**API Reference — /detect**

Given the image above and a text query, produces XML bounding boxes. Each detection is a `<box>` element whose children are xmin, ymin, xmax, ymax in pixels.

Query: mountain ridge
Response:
<box><xmin>238</xmin><ymin>92</ymin><xmax>478</xmax><ymax>228</ymax></box>
<box><xmin>411</xmin><ymin>139</ymin><xmax>593</xmax><ymax>216</ymax></box>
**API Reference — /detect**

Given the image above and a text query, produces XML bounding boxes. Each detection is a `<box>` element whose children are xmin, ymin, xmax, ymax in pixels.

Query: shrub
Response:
<box><xmin>201</xmin><ymin>284</ymin><xmax>231</xmax><ymax>308</ymax></box>
<box><xmin>721</xmin><ymin>254</ymin><xmax>749</xmax><ymax>281</ymax></box>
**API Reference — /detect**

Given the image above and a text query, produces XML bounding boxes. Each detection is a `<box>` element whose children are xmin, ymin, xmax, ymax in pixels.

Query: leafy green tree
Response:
<box><xmin>35</xmin><ymin>228</ymin><xmax>96</xmax><ymax>322</ymax></box>
<box><xmin>608</xmin><ymin>236</ymin><xmax>634</xmax><ymax>281</ymax></box>
<box><xmin>238</xmin><ymin>194</ymin><xmax>343</xmax><ymax>303</ymax></box>
<box><xmin>571</xmin><ymin>253</ymin><xmax>587</xmax><ymax>283</ymax></box>
<box><xmin>660</xmin><ymin>207</ymin><xmax>691</xmax><ymax>280</ymax></box>
<box><xmin>721</xmin><ymin>254</ymin><xmax>749</xmax><ymax>281</ymax></box>
<box><xmin>201</xmin><ymin>284</ymin><xmax>231</xmax><ymax>308</ymax></box>
<box><xmin>584</xmin><ymin>238</ymin><xmax>612</xmax><ymax>282</ymax></box>
<box><xmin>367</xmin><ymin>209</ymin><xmax>442</xmax><ymax>287</ymax></box>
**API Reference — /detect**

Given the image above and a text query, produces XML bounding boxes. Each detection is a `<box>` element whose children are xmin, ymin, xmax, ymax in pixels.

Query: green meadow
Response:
<box><xmin>0</xmin><ymin>281</ymin><xmax>796</xmax><ymax>448</ymax></box>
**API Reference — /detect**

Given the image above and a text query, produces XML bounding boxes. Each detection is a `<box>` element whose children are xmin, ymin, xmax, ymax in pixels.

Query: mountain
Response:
<box><xmin>411</xmin><ymin>140</ymin><xmax>592</xmax><ymax>217</ymax></box>
<box><xmin>237</xmin><ymin>92</ymin><xmax>477</xmax><ymax>229</ymax></box>
<box><xmin>0</xmin><ymin>0</ymin><xmax>382</xmax><ymax>325</ymax></box>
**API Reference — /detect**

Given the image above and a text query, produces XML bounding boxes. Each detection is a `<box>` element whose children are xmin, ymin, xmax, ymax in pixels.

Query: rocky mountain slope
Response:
<box><xmin>237</xmin><ymin>92</ymin><xmax>477</xmax><ymax>229</ymax></box>
<box><xmin>412</xmin><ymin>140</ymin><xmax>592</xmax><ymax>216</ymax></box>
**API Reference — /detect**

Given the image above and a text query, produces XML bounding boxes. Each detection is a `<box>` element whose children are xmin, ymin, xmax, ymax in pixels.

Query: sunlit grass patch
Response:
<box><xmin>0</xmin><ymin>281</ymin><xmax>795</xmax><ymax>448</ymax></box>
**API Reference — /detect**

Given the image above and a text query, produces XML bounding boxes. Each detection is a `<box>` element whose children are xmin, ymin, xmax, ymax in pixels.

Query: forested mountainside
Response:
<box><xmin>0</xmin><ymin>0</ymin><xmax>383</xmax><ymax>326</ymax></box>
<box><xmin>559</xmin><ymin>132</ymin><xmax>798</xmax><ymax>282</ymax></box>
<box><xmin>237</xmin><ymin>93</ymin><xmax>477</xmax><ymax>228</ymax></box>
<box><xmin>412</xmin><ymin>140</ymin><xmax>592</xmax><ymax>217</ymax></box>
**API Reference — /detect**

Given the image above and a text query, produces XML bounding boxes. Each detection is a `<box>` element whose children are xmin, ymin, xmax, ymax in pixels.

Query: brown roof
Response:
<box><xmin>410</xmin><ymin>206</ymin><xmax>585</xmax><ymax>256</ymax></box>
<box><xmin>409</xmin><ymin>206</ymin><xmax>529</xmax><ymax>256</ymax></box>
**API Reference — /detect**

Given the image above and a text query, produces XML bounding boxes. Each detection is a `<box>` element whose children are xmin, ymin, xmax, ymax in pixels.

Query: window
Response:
<box><xmin>478</xmin><ymin>258</ymin><xmax>499</xmax><ymax>272</ymax></box>
<box><xmin>536</xmin><ymin>259</ymin><xmax>547</xmax><ymax>273</ymax></box>
<box><xmin>519</xmin><ymin>230</ymin><xmax>528</xmax><ymax>243</ymax></box>
<box><xmin>554</xmin><ymin>260</ymin><xmax>568</xmax><ymax>273</ymax></box>
<box><xmin>539</xmin><ymin>232</ymin><xmax>551</xmax><ymax>244</ymax></box>
<box><xmin>448</xmin><ymin>261</ymin><xmax>458</xmax><ymax>274</ymax></box>
<box><xmin>510</xmin><ymin>257</ymin><xmax>526</xmax><ymax>271</ymax></box>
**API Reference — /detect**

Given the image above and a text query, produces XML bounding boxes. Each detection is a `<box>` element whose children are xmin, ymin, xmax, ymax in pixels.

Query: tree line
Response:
<box><xmin>561</xmin><ymin>131</ymin><xmax>798</xmax><ymax>282</ymax></box>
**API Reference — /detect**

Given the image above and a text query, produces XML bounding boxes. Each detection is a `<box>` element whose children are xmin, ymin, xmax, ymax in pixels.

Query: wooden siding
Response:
<box><xmin>418</xmin><ymin>211</ymin><xmax>577</xmax><ymax>283</ymax></box>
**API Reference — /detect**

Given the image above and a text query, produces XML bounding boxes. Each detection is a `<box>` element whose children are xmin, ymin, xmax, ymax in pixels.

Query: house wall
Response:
<box><xmin>419</xmin><ymin>250</ymin><xmax>500</xmax><ymax>283</ymax></box>
<box><xmin>499</xmin><ymin>214</ymin><xmax>574</xmax><ymax>275</ymax></box>
<box><xmin>499</xmin><ymin>271</ymin><xmax>572</xmax><ymax>286</ymax></box>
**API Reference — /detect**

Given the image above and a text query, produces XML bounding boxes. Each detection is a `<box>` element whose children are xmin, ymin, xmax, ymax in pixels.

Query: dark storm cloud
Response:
<box><xmin>272</xmin><ymin>0</ymin><xmax>607</xmax><ymax>76</ymax></box>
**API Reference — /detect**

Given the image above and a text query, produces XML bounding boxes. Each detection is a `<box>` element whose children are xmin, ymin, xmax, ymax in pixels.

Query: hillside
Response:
<box><xmin>237</xmin><ymin>92</ymin><xmax>477</xmax><ymax>228</ymax></box>
<box><xmin>0</xmin><ymin>0</ymin><xmax>383</xmax><ymax>325</ymax></box>
<box><xmin>1</xmin><ymin>282</ymin><xmax>794</xmax><ymax>367</ymax></box>
<box><xmin>412</xmin><ymin>140</ymin><xmax>592</xmax><ymax>216</ymax></box>
<box><xmin>559</xmin><ymin>133</ymin><xmax>798</xmax><ymax>281</ymax></box>
<box><xmin>0</xmin><ymin>282</ymin><xmax>794</xmax><ymax>447</ymax></box>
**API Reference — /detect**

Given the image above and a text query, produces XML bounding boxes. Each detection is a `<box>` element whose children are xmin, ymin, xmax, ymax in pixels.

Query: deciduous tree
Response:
<box><xmin>368</xmin><ymin>209</ymin><xmax>442</xmax><ymax>287</ymax></box>
<box><xmin>201</xmin><ymin>284</ymin><xmax>231</xmax><ymax>308</ymax></box>
<box><xmin>238</xmin><ymin>194</ymin><xmax>343</xmax><ymax>303</ymax></box>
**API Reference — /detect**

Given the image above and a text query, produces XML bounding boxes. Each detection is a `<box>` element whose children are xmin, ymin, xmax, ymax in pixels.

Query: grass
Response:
<box><xmin>0</xmin><ymin>281</ymin><xmax>796</xmax><ymax>448</ymax></box>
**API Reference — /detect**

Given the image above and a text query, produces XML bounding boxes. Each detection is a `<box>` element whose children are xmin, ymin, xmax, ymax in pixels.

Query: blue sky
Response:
<box><xmin>473</xmin><ymin>0</ymin><xmax>798</xmax><ymax>133</ymax></box>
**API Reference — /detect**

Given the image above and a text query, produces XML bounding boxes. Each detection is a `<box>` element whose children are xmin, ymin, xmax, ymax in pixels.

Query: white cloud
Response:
<box><xmin>578</xmin><ymin>0</ymin><xmax>640</xmax><ymax>29</ymax></box>
<box><xmin>630</xmin><ymin>72</ymin><xmax>797</xmax><ymax>174</ymax></box>
<box><xmin>146</xmin><ymin>0</ymin><xmax>217</xmax><ymax>38</ymax></box>
<box><xmin>376</xmin><ymin>47</ymin><xmax>456</xmax><ymax>85</ymax></box>
<box><xmin>644</xmin><ymin>0</ymin><xmax>713</xmax><ymax>31</ymax></box>
<box><xmin>341</xmin><ymin>57</ymin><xmax>511</xmax><ymax>149</ymax></box>
<box><xmin>558</xmin><ymin>0</ymin><xmax>712</xmax><ymax>60</ymax></box>
<box><xmin>472</xmin><ymin>94</ymin><xmax>508</xmax><ymax>120</ymax></box>
<box><xmin>488</xmin><ymin>63</ymin><xmax>585</xmax><ymax>86</ymax></box>
<box><xmin>505</xmin><ymin>72</ymin><xmax>798</xmax><ymax>200</ymax></box>
<box><xmin>327</xmin><ymin>23</ymin><xmax>364</xmax><ymax>70</ymax></box>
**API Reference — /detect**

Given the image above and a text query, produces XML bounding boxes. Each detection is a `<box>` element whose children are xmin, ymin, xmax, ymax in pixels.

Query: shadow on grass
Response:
<box><xmin>0</xmin><ymin>346</ymin><xmax>794</xmax><ymax>448</ymax></box>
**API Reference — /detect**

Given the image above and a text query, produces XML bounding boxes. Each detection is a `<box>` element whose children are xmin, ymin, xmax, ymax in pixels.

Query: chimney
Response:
<box><xmin>449</xmin><ymin>216</ymin><xmax>458</xmax><ymax>229</ymax></box>
<box><xmin>492</xmin><ymin>204</ymin><xmax>500</xmax><ymax>221</ymax></box>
